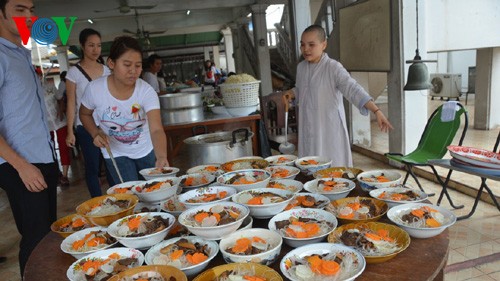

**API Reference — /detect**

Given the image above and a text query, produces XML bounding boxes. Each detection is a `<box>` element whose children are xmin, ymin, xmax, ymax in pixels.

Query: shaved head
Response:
<box><xmin>303</xmin><ymin>25</ymin><xmax>326</xmax><ymax>42</ymax></box>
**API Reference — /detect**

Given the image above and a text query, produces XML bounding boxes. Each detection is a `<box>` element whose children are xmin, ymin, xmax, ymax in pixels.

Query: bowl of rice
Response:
<box><xmin>303</xmin><ymin>177</ymin><xmax>356</xmax><ymax>201</ymax></box>
<box><xmin>76</xmin><ymin>194</ymin><xmax>139</xmax><ymax>227</ymax></box>
<box><xmin>107</xmin><ymin>212</ymin><xmax>175</xmax><ymax>249</ymax></box>
<box><xmin>139</xmin><ymin>167</ymin><xmax>180</xmax><ymax>180</ymax></box>
<box><xmin>265</xmin><ymin>154</ymin><xmax>298</xmax><ymax>166</ymax></box>
<box><xmin>60</xmin><ymin>226</ymin><xmax>118</xmax><ymax>259</ymax></box>
<box><xmin>294</xmin><ymin>156</ymin><xmax>332</xmax><ymax>175</ymax></box>
<box><xmin>178</xmin><ymin>202</ymin><xmax>249</xmax><ymax>240</ymax></box>
<box><xmin>132</xmin><ymin>177</ymin><xmax>181</xmax><ymax>203</ymax></box>
<box><xmin>387</xmin><ymin>203</ymin><xmax>457</xmax><ymax>238</ymax></box>
<box><xmin>217</xmin><ymin>169</ymin><xmax>271</xmax><ymax>192</ymax></box>
<box><xmin>280</xmin><ymin>243</ymin><xmax>365</xmax><ymax>281</ymax></box>
<box><xmin>145</xmin><ymin>236</ymin><xmax>219</xmax><ymax>277</ymax></box>
<box><xmin>108</xmin><ymin>265</ymin><xmax>187</xmax><ymax>281</ymax></box>
<box><xmin>268</xmin><ymin>208</ymin><xmax>338</xmax><ymax>248</ymax></box>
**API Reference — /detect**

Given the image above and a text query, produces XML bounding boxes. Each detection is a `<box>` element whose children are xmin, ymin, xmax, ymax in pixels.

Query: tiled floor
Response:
<box><xmin>0</xmin><ymin>95</ymin><xmax>499</xmax><ymax>280</ymax></box>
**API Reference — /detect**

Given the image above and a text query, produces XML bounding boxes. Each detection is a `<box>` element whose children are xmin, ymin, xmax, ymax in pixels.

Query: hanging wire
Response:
<box><xmin>416</xmin><ymin>0</ymin><xmax>419</xmax><ymax>51</ymax></box>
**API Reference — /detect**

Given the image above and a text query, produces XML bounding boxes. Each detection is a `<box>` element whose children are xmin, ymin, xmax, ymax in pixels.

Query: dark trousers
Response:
<box><xmin>75</xmin><ymin>125</ymin><xmax>115</xmax><ymax>197</ymax></box>
<box><xmin>0</xmin><ymin>162</ymin><xmax>58</xmax><ymax>276</ymax></box>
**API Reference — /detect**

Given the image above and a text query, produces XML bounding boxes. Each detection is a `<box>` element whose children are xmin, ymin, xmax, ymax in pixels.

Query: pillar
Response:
<box><xmin>229</xmin><ymin>23</ymin><xmax>243</xmax><ymax>73</ymax></box>
<box><xmin>221</xmin><ymin>27</ymin><xmax>236</xmax><ymax>73</ymax></box>
<box><xmin>203</xmin><ymin>47</ymin><xmax>210</xmax><ymax>61</ymax></box>
<box><xmin>288</xmin><ymin>0</ymin><xmax>311</xmax><ymax>61</ymax></box>
<box><xmin>475</xmin><ymin>47</ymin><xmax>500</xmax><ymax>130</ymax></box>
<box><xmin>251</xmin><ymin>4</ymin><xmax>272</xmax><ymax>96</ymax></box>
<box><xmin>212</xmin><ymin>45</ymin><xmax>221</xmax><ymax>70</ymax></box>
<box><xmin>55</xmin><ymin>46</ymin><xmax>69</xmax><ymax>72</ymax></box>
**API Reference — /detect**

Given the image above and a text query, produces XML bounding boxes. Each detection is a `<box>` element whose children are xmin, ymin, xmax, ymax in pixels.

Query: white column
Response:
<box><xmin>203</xmin><ymin>47</ymin><xmax>210</xmax><ymax>61</ymax></box>
<box><xmin>55</xmin><ymin>46</ymin><xmax>69</xmax><ymax>72</ymax></box>
<box><xmin>221</xmin><ymin>27</ymin><xmax>236</xmax><ymax>73</ymax></box>
<box><xmin>212</xmin><ymin>45</ymin><xmax>221</xmax><ymax>70</ymax></box>
<box><xmin>350</xmin><ymin>72</ymin><xmax>372</xmax><ymax>146</ymax></box>
<box><xmin>288</xmin><ymin>0</ymin><xmax>311</xmax><ymax>61</ymax></box>
<box><xmin>475</xmin><ymin>47</ymin><xmax>500</xmax><ymax>130</ymax></box>
<box><xmin>251</xmin><ymin>4</ymin><xmax>272</xmax><ymax>96</ymax></box>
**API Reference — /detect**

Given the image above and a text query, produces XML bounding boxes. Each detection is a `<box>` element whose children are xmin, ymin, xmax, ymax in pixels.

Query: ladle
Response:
<box><xmin>279</xmin><ymin>93</ymin><xmax>296</xmax><ymax>154</ymax></box>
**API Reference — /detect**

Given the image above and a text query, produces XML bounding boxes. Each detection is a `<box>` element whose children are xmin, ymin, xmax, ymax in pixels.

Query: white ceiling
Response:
<box><xmin>34</xmin><ymin>0</ymin><xmax>266</xmax><ymax>45</ymax></box>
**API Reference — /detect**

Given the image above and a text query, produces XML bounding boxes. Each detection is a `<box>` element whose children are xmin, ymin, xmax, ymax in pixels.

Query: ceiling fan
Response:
<box><xmin>123</xmin><ymin>9</ymin><xmax>166</xmax><ymax>50</ymax></box>
<box><xmin>94</xmin><ymin>0</ymin><xmax>156</xmax><ymax>14</ymax></box>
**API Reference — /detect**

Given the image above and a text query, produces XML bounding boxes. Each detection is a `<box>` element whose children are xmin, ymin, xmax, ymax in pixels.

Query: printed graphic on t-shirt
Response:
<box><xmin>100</xmin><ymin>105</ymin><xmax>145</xmax><ymax>144</ymax></box>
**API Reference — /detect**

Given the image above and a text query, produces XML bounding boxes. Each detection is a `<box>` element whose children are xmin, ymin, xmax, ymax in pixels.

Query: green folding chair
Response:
<box><xmin>385</xmin><ymin>103</ymin><xmax>468</xmax><ymax>205</ymax></box>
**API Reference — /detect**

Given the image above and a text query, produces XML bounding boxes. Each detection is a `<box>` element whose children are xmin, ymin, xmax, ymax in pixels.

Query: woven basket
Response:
<box><xmin>219</xmin><ymin>81</ymin><xmax>261</xmax><ymax>107</ymax></box>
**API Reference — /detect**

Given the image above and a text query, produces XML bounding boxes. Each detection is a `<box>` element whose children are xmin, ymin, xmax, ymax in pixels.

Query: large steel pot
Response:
<box><xmin>161</xmin><ymin>106</ymin><xmax>204</xmax><ymax>125</ymax></box>
<box><xmin>159</xmin><ymin>92</ymin><xmax>202</xmax><ymax>110</ymax></box>
<box><xmin>183</xmin><ymin>128</ymin><xmax>254</xmax><ymax>166</ymax></box>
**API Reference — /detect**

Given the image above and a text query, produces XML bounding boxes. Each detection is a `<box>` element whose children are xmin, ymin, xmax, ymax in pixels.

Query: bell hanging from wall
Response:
<box><xmin>404</xmin><ymin>49</ymin><xmax>432</xmax><ymax>90</ymax></box>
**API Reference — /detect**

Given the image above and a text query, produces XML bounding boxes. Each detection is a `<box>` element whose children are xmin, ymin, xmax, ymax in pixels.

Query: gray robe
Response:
<box><xmin>294</xmin><ymin>53</ymin><xmax>372</xmax><ymax>167</ymax></box>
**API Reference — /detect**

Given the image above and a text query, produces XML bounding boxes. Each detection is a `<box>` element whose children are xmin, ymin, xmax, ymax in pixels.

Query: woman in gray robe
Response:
<box><xmin>284</xmin><ymin>25</ymin><xmax>393</xmax><ymax>167</ymax></box>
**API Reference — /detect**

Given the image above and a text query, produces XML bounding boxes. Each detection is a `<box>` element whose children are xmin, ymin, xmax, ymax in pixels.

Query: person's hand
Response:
<box><xmin>155</xmin><ymin>156</ymin><xmax>169</xmax><ymax>168</ymax></box>
<box><xmin>282</xmin><ymin>90</ymin><xmax>293</xmax><ymax>106</ymax></box>
<box><xmin>66</xmin><ymin>132</ymin><xmax>76</xmax><ymax>147</ymax></box>
<box><xmin>93</xmin><ymin>132</ymin><xmax>109</xmax><ymax>148</ymax></box>
<box><xmin>375</xmin><ymin>111</ymin><xmax>394</xmax><ymax>133</ymax></box>
<box><xmin>16</xmin><ymin>161</ymin><xmax>47</xmax><ymax>192</ymax></box>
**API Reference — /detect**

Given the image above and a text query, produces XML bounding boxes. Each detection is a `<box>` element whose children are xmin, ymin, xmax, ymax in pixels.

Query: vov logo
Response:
<box><xmin>13</xmin><ymin>16</ymin><xmax>77</xmax><ymax>45</ymax></box>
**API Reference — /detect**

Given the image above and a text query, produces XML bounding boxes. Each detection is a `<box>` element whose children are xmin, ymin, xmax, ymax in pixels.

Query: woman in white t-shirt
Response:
<box><xmin>79</xmin><ymin>36</ymin><xmax>168</xmax><ymax>183</ymax></box>
<box><xmin>65</xmin><ymin>28</ymin><xmax>112</xmax><ymax>197</ymax></box>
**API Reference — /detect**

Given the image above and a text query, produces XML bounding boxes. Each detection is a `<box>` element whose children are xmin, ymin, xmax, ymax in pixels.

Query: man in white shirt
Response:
<box><xmin>142</xmin><ymin>54</ymin><xmax>163</xmax><ymax>94</ymax></box>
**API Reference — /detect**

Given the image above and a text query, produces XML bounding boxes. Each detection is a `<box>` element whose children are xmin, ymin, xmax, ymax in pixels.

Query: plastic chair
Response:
<box><xmin>385</xmin><ymin>102</ymin><xmax>468</xmax><ymax>202</ymax></box>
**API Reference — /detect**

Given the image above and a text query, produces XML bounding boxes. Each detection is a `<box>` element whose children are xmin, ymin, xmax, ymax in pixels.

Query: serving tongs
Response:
<box><xmin>106</xmin><ymin>146</ymin><xmax>124</xmax><ymax>183</ymax></box>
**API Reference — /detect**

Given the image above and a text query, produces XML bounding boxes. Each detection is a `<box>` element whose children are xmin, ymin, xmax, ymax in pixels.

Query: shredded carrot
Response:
<box><xmin>202</xmin><ymin>194</ymin><xmax>217</xmax><ymax>202</ymax></box>
<box><xmin>87</xmin><ymin>237</ymin><xmax>105</xmax><ymax>247</ymax></box>
<box><xmin>376</xmin><ymin>175</ymin><xmax>391</xmax><ymax>182</ymax></box>
<box><xmin>243</xmin><ymin>276</ymin><xmax>267</xmax><ymax>281</ymax></box>
<box><xmin>114</xmin><ymin>187</ymin><xmax>130</xmax><ymax>194</ymax></box>
<box><xmin>218</xmin><ymin>191</ymin><xmax>228</xmax><ymax>198</ymax></box>
<box><xmin>185</xmin><ymin>177</ymin><xmax>194</xmax><ymax>186</ymax></box>
<box><xmin>211</xmin><ymin>212</ymin><xmax>221</xmax><ymax>222</ymax></box>
<box><xmin>303</xmin><ymin>223</ymin><xmax>320</xmax><ymax>236</ymax></box>
<box><xmin>391</xmin><ymin>193</ymin><xmax>404</xmax><ymax>201</ymax></box>
<box><xmin>205</xmin><ymin>166</ymin><xmax>218</xmax><ymax>172</ymax></box>
<box><xmin>364</xmin><ymin>233</ymin><xmax>382</xmax><ymax>241</ymax></box>
<box><xmin>170</xmin><ymin>249</ymin><xmax>184</xmax><ymax>260</ymax></box>
<box><xmin>72</xmin><ymin>239</ymin><xmax>85</xmax><ymax>250</ymax></box>
<box><xmin>378</xmin><ymin>192</ymin><xmax>386</xmax><ymax>199</ymax></box>
<box><xmin>347</xmin><ymin>202</ymin><xmax>362</xmax><ymax>211</ymax></box>
<box><xmin>127</xmin><ymin>216</ymin><xmax>141</xmax><ymax>231</ymax></box>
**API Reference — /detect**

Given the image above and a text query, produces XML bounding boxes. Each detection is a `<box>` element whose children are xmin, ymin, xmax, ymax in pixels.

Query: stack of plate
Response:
<box><xmin>447</xmin><ymin>145</ymin><xmax>500</xmax><ymax>176</ymax></box>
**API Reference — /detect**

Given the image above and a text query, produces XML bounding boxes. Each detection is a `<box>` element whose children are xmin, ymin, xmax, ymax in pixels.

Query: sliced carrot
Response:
<box><xmin>426</xmin><ymin>218</ymin><xmax>441</xmax><ymax>227</ymax></box>
<box><xmin>391</xmin><ymin>193</ymin><xmax>404</xmax><ymax>201</ymax></box>
<box><xmin>243</xmin><ymin>276</ymin><xmax>266</xmax><ymax>281</ymax></box>
<box><xmin>108</xmin><ymin>252</ymin><xmax>121</xmax><ymax>259</ymax></box>
<box><xmin>331</xmin><ymin>171</ymin><xmax>343</xmax><ymax>178</ymax></box>
<box><xmin>306</xmin><ymin>255</ymin><xmax>323</xmax><ymax>273</ymax></box>
<box><xmin>378</xmin><ymin>192</ymin><xmax>386</xmax><ymax>199</ymax></box>
<box><xmin>365</xmin><ymin>233</ymin><xmax>382</xmax><ymax>241</ymax></box>
<box><xmin>232</xmin><ymin>238</ymin><xmax>251</xmax><ymax>253</ymax></box>
<box><xmin>303</xmin><ymin>223</ymin><xmax>320</xmax><ymax>236</ymax></box>
<box><xmin>339</xmin><ymin>212</ymin><xmax>355</xmax><ymax>219</ymax></box>
<box><xmin>347</xmin><ymin>202</ymin><xmax>362</xmax><ymax>211</ymax></box>
<box><xmin>247</xmin><ymin>196</ymin><xmax>263</xmax><ymax>205</ymax></box>
<box><xmin>72</xmin><ymin>239</ymin><xmax>85</xmax><ymax>250</ymax></box>
<box><xmin>188</xmin><ymin>252</ymin><xmax>208</xmax><ymax>264</ymax></box>
<box><xmin>411</xmin><ymin>209</ymin><xmax>425</xmax><ymax>218</ymax></box>
<box><xmin>422</xmin><ymin>206</ymin><xmax>438</xmax><ymax>213</ymax></box>
<box><xmin>72</xmin><ymin>218</ymin><xmax>86</xmax><ymax>228</ymax></box>
<box><xmin>170</xmin><ymin>249</ymin><xmax>184</xmax><ymax>260</ymax></box>
<box><xmin>218</xmin><ymin>191</ymin><xmax>228</xmax><ymax>198</ymax></box>
<box><xmin>320</xmin><ymin>260</ymin><xmax>340</xmax><ymax>275</ymax></box>
<box><xmin>252</xmin><ymin>236</ymin><xmax>267</xmax><ymax>244</ymax></box>
<box><xmin>302</xmin><ymin>197</ymin><xmax>315</xmax><ymax>207</ymax></box>
<box><xmin>194</xmin><ymin>212</ymin><xmax>209</xmax><ymax>223</ymax></box>
<box><xmin>87</xmin><ymin>237</ymin><xmax>105</xmax><ymax>247</ymax></box>
<box><xmin>377</xmin><ymin>229</ymin><xmax>390</xmax><ymax>238</ymax></box>
<box><xmin>377</xmin><ymin>175</ymin><xmax>390</xmax><ymax>182</ymax></box>
<box><xmin>205</xmin><ymin>166</ymin><xmax>218</xmax><ymax>172</ymax></box>
<box><xmin>211</xmin><ymin>212</ymin><xmax>221</xmax><ymax>222</ymax></box>
<box><xmin>185</xmin><ymin>177</ymin><xmax>194</xmax><ymax>186</ymax></box>
<box><xmin>228</xmin><ymin>210</ymin><xmax>240</xmax><ymax>219</ymax></box>
<box><xmin>202</xmin><ymin>194</ymin><xmax>217</xmax><ymax>202</ymax></box>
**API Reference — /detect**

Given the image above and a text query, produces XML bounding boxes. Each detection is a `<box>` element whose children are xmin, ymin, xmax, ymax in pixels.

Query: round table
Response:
<box><xmin>24</xmin><ymin>175</ymin><xmax>449</xmax><ymax>281</ymax></box>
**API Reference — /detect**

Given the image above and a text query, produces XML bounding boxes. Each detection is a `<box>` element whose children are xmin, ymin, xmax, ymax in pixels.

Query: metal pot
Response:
<box><xmin>161</xmin><ymin>106</ymin><xmax>204</xmax><ymax>125</ymax></box>
<box><xmin>159</xmin><ymin>92</ymin><xmax>202</xmax><ymax>110</ymax></box>
<box><xmin>183</xmin><ymin>128</ymin><xmax>254</xmax><ymax>166</ymax></box>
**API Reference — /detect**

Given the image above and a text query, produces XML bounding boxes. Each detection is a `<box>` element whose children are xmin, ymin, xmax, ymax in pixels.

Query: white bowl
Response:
<box><xmin>303</xmin><ymin>178</ymin><xmax>356</xmax><ymax>201</ymax></box>
<box><xmin>284</xmin><ymin>192</ymin><xmax>331</xmax><ymax>211</ymax></box>
<box><xmin>107</xmin><ymin>212</ymin><xmax>175</xmax><ymax>249</ymax></box>
<box><xmin>219</xmin><ymin>228</ymin><xmax>283</xmax><ymax>266</ymax></box>
<box><xmin>225</xmin><ymin>104</ymin><xmax>259</xmax><ymax>117</ymax></box>
<box><xmin>132</xmin><ymin>177</ymin><xmax>181</xmax><ymax>203</ymax></box>
<box><xmin>238</xmin><ymin>215</ymin><xmax>253</xmax><ymax>231</ymax></box>
<box><xmin>357</xmin><ymin>170</ymin><xmax>403</xmax><ymax>192</ymax></box>
<box><xmin>267</xmin><ymin>179</ymin><xmax>304</xmax><ymax>194</ymax></box>
<box><xmin>211</xmin><ymin>105</ymin><xmax>229</xmax><ymax>115</ymax></box>
<box><xmin>265</xmin><ymin>165</ymin><xmax>300</xmax><ymax>180</ymax></box>
<box><xmin>294</xmin><ymin>156</ymin><xmax>332</xmax><ymax>175</ymax></box>
<box><xmin>387</xmin><ymin>203</ymin><xmax>457</xmax><ymax>238</ymax></box>
<box><xmin>145</xmin><ymin>236</ymin><xmax>219</xmax><ymax>277</ymax></box>
<box><xmin>179</xmin><ymin>173</ymin><xmax>216</xmax><ymax>190</ymax></box>
<box><xmin>134</xmin><ymin>202</ymin><xmax>161</xmax><ymax>214</ymax></box>
<box><xmin>66</xmin><ymin>247</ymin><xmax>144</xmax><ymax>281</ymax></box>
<box><xmin>187</xmin><ymin>164</ymin><xmax>224</xmax><ymax>177</ymax></box>
<box><xmin>106</xmin><ymin>181</ymin><xmax>144</xmax><ymax>195</ymax></box>
<box><xmin>217</xmin><ymin>169</ymin><xmax>272</xmax><ymax>192</ymax></box>
<box><xmin>268</xmin><ymin>208</ymin><xmax>338</xmax><ymax>248</ymax></box>
<box><xmin>280</xmin><ymin>243</ymin><xmax>366</xmax><ymax>281</ymax></box>
<box><xmin>369</xmin><ymin>187</ymin><xmax>429</xmax><ymax>208</ymax></box>
<box><xmin>178</xmin><ymin>186</ymin><xmax>237</xmax><ymax>209</ymax></box>
<box><xmin>233</xmin><ymin>156</ymin><xmax>265</xmax><ymax>161</ymax></box>
<box><xmin>139</xmin><ymin>167</ymin><xmax>180</xmax><ymax>180</ymax></box>
<box><xmin>177</xmin><ymin>202</ymin><xmax>249</xmax><ymax>240</ymax></box>
<box><xmin>265</xmin><ymin>154</ymin><xmax>298</xmax><ymax>166</ymax></box>
<box><xmin>232</xmin><ymin>188</ymin><xmax>295</xmax><ymax>219</ymax></box>
<box><xmin>60</xmin><ymin>226</ymin><xmax>118</xmax><ymax>259</ymax></box>
<box><xmin>160</xmin><ymin>196</ymin><xmax>187</xmax><ymax>217</ymax></box>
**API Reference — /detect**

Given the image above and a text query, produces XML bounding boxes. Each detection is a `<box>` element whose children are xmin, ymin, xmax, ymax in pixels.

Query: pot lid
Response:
<box><xmin>184</xmin><ymin>130</ymin><xmax>253</xmax><ymax>145</ymax></box>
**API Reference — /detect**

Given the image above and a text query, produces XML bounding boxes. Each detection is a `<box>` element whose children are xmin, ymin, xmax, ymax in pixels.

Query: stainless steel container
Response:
<box><xmin>183</xmin><ymin>128</ymin><xmax>254</xmax><ymax>166</ymax></box>
<box><xmin>161</xmin><ymin>106</ymin><xmax>204</xmax><ymax>125</ymax></box>
<box><xmin>159</xmin><ymin>92</ymin><xmax>202</xmax><ymax>110</ymax></box>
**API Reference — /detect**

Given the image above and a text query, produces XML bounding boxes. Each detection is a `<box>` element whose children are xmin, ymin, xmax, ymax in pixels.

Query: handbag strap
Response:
<box><xmin>75</xmin><ymin>64</ymin><xmax>92</xmax><ymax>82</ymax></box>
